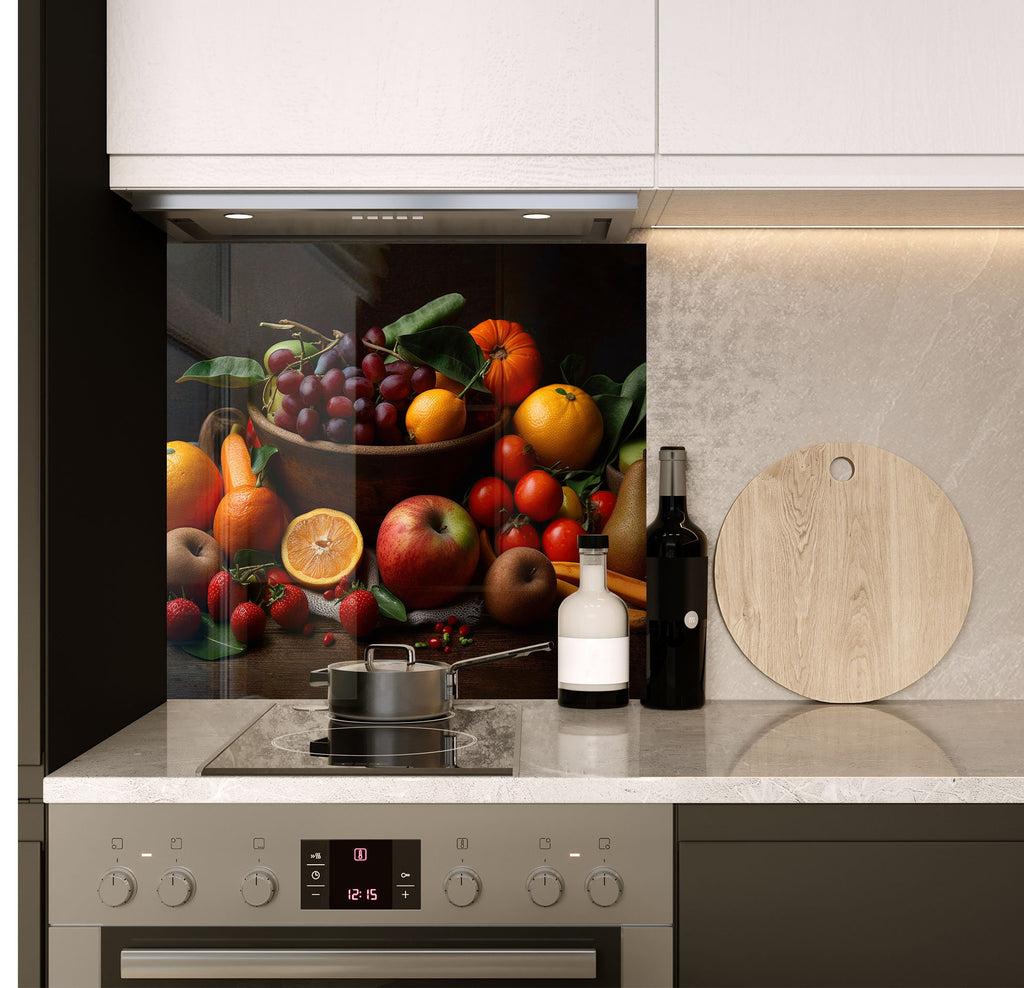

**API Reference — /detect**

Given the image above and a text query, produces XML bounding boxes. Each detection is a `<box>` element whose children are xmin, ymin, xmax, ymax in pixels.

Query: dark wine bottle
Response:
<box><xmin>642</xmin><ymin>447</ymin><xmax>708</xmax><ymax>709</ymax></box>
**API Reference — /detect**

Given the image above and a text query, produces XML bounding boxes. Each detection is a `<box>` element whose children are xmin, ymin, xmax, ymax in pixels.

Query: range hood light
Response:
<box><xmin>523</xmin><ymin>212</ymin><xmax>552</xmax><ymax>220</ymax></box>
<box><xmin>223</xmin><ymin>212</ymin><xmax>254</xmax><ymax>220</ymax></box>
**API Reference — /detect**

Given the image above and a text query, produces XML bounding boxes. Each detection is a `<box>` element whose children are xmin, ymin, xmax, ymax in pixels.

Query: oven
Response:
<box><xmin>48</xmin><ymin>803</ymin><xmax>673</xmax><ymax>987</ymax></box>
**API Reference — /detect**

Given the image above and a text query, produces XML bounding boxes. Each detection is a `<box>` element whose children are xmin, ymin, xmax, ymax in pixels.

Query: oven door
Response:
<box><xmin>98</xmin><ymin>926</ymin><xmax>624</xmax><ymax>987</ymax></box>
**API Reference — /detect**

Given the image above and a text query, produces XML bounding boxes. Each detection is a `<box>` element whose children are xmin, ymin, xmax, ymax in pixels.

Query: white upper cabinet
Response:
<box><xmin>107</xmin><ymin>0</ymin><xmax>655</xmax><ymax>157</ymax></box>
<box><xmin>656</xmin><ymin>0</ymin><xmax>1024</xmax><ymax>190</ymax></box>
<box><xmin>659</xmin><ymin>0</ymin><xmax>1024</xmax><ymax>155</ymax></box>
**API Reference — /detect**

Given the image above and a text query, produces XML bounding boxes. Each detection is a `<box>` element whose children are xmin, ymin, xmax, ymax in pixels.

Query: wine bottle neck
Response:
<box><xmin>658</xmin><ymin>493</ymin><xmax>689</xmax><ymax>517</ymax></box>
<box><xmin>659</xmin><ymin>457</ymin><xmax>687</xmax><ymax>498</ymax></box>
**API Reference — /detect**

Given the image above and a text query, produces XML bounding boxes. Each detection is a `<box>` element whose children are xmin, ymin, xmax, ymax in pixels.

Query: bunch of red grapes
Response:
<box><xmin>267</xmin><ymin>327</ymin><xmax>437</xmax><ymax>445</ymax></box>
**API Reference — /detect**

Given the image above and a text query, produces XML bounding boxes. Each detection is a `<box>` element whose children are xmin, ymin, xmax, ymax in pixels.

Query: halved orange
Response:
<box><xmin>281</xmin><ymin>509</ymin><xmax>363</xmax><ymax>590</ymax></box>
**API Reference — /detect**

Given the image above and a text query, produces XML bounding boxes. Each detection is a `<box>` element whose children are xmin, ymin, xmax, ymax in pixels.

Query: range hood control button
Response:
<box><xmin>585</xmin><ymin>867</ymin><xmax>623</xmax><ymax>906</ymax></box>
<box><xmin>443</xmin><ymin>867</ymin><xmax>481</xmax><ymax>907</ymax></box>
<box><xmin>241</xmin><ymin>867</ymin><xmax>278</xmax><ymax>907</ymax></box>
<box><xmin>157</xmin><ymin>868</ymin><xmax>196</xmax><ymax>907</ymax></box>
<box><xmin>97</xmin><ymin>868</ymin><xmax>136</xmax><ymax>907</ymax></box>
<box><xmin>526</xmin><ymin>867</ymin><xmax>564</xmax><ymax>907</ymax></box>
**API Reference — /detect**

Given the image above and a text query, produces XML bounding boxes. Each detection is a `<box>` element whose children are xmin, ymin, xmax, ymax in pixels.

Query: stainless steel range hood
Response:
<box><xmin>119</xmin><ymin>191</ymin><xmax>639</xmax><ymax>243</ymax></box>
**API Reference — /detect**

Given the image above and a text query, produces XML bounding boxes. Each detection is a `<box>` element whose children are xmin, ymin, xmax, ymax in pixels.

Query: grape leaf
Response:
<box><xmin>397</xmin><ymin>325</ymin><xmax>490</xmax><ymax>393</ymax></box>
<box><xmin>177</xmin><ymin>615</ymin><xmax>246</xmax><ymax>660</ymax></box>
<box><xmin>176</xmin><ymin>357</ymin><xmax>267</xmax><ymax>388</ymax></box>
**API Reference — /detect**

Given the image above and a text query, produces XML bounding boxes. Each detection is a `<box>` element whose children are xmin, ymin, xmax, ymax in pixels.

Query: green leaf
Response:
<box><xmin>582</xmin><ymin>373</ymin><xmax>622</xmax><ymax>398</ymax></box>
<box><xmin>560</xmin><ymin>354</ymin><xmax>584</xmax><ymax>387</ymax></box>
<box><xmin>177</xmin><ymin>356</ymin><xmax>267</xmax><ymax>388</ymax></box>
<box><xmin>177</xmin><ymin>615</ymin><xmax>246</xmax><ymax>660</ymax></box>
<box><xmin>620</xmin><ymin>362</ymin><xmax>646</xmax><ymax>420</ymax></box>
<box><xmin>590</xmin><ymin>393</ymin><xmax>636</xmax><ymax>474</ymax></box>
<box><xmin>383</xmin><ymin>293</ymin><xmax>466</xmax><ymax>348</ymax></box>
<box><xmin>370</xmin><ymin>584</ymin><xmax>408</xmax><ymax>623</ymax></box>
<box><xmin>250</xmin><ymin>444</ymin><xmax>278</xmax><ymax>478</ymax></box>
<box><xmin>398</xmin><ymin>325</ymin><xmax>489</xmax><ymax>393</ymax></box>
<box><xmin>562</xmin><ymin>469</ymin><xmax>603</xmax><ymax>501</ymax></box>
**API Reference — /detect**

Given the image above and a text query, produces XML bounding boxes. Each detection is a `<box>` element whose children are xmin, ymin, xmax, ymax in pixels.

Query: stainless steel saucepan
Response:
<box><xmin>310</xmin><ymin>641</ymin><xmax>553</xmax><ymax>722</ymax></box>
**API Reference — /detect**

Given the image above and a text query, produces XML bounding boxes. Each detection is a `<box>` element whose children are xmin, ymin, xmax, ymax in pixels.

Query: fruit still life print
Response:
<box><xmin>167</xmin><ymin>246</ymin><xmax>646</xmax><ymax>699</ymax></box>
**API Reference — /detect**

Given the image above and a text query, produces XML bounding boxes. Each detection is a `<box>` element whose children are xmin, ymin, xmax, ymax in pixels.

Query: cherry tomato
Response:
<box><xmin>493</xmin><ymin>434</ymin><xmax>539</xmax><ymax>484</ymax></box>
<box><xmin>514</xmin><ymin>469</ymin><xmax>563</xmax><ymax>523</ymax></box>
<box><xmin>466</xmin><ymin>476</ymin><xmax>514</xmax><ymax>528</ymax></box>
<box><xmin>495</xmin><ymin>519</ymin><xmax>541</xmax><ymax>554</ymax></box>
<box><xmin>587</xmin><ymin>490</ymin><xmax>617</xmax><ymax>533</ymax></box>
<box><xmin>542</xmin><ymin>518</ymin><xmax>587</xmax><ymax>563</ymax></box>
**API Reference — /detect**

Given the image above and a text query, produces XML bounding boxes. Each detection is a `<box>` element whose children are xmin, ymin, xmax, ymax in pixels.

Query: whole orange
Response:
<box><xmin>469</xmin><ymin>319</ymin><xmax>542</xmax><ymax>407</ymax></box>
<box><xmin>405</xmin><ymin>388</ymin><xmax>467</xmax><ymax>445</ymax></box>
<box><xmin>212</xmin><ymin>485</ymin><xmax>286</xmax><ymax>561</ymax></box>
<box><xmin>511</xmin><ymin>385</ymin><xmax>604</xmax><ymax>470</ymax></box>
<box><xmin>167</xmin><ymin>441</ymin><xmax>223</xmax><ymax>532</ymax></box>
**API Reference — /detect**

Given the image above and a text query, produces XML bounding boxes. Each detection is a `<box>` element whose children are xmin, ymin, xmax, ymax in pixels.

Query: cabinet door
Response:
<box><xmin>659</xmin><ymin>0</ymin><xmax>1024</xmax><ymax>155</ymax></box>
<box><xmin>677</xmin><ymin>840</ymin><xmax>1024</xmax><ymax>987</ymax></box>
<box><xmin>108</xmin><ymin>0</ymin><xmax>655</xmax><ymax>156</ymax></box>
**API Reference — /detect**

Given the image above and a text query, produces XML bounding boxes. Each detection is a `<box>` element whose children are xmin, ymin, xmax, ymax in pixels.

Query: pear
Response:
<box><xmin>604</xmin><ymin>453</ymin><xmax>646</xmax><ymax>579</ymax></box>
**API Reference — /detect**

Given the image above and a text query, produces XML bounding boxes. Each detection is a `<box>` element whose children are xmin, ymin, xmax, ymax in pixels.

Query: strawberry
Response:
<box><xmin>230</xmin><ymin>601</ymin><xmax>266</xmax><ymax>643</ymax></box>
<box><xmin>167</xmin><ymin>598</ymin><xmax>201</xmax><ymax>641</ymax></box>
<box><xmin>208</xmin><ymin>570</ymin><xmax>248</xmax><ymax>622</ymax></box>
<box><xmin>337</xmin><ymin>589</ymin><xmax>379</xmax><ymax>638</ymax></box>
<box><xmin>263</xmin><ymin>583</ymin><xmax>309</xmax><ymax>631</ymax></box>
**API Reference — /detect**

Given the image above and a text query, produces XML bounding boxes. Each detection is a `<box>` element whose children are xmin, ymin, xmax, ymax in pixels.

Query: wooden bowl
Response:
<box><xmin>248</xmin><ymin>400</ymin><xmax>509</xmax><ymax>540</ymax></box>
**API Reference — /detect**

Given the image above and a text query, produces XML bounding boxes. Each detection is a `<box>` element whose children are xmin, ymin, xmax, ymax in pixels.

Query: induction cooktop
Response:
<box><xmin>201</xmin><ymin>701</ymin><xmax>520</xmax><ymax>776</ymax></box>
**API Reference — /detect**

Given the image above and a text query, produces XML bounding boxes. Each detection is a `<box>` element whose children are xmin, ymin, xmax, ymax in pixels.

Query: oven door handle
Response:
<box><xmin>121</xmin><ymin>947</ymin><xmax>598</xmax><ymax>980</ymax></box>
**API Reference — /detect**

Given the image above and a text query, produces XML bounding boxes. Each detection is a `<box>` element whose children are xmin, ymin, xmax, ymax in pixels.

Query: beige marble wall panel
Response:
<box><xmin>635</xmin><ymin>228</ymin><xmax>1024</xmax><ymax>699</ymax></box>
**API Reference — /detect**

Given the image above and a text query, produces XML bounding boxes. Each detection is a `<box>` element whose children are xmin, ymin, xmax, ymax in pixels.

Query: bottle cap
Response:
<box><xmin>577</xmin><ymin>534</ymin><xmax>608</xmax><ymax>549</ymax></box>
<box><xmin>660</xmin><ymin>446</ymin><xmax>687</xmax><ymax>460</ymax></box>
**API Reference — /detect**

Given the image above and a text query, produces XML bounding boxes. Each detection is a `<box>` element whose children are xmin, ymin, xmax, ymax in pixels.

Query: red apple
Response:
<box><xmin>376</xmin><ymin>495</ymin><xmax>480</xmax><ymax>609</ymax></box>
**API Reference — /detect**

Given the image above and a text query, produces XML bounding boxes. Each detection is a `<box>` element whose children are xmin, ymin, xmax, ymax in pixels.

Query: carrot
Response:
<box><xmin>220</xmin><ymin>428</ymin><xmax>256</xmax><ymax>493</ymax></box>
<box><xmin>550</xmin><ymin>560</ymin><xmax>647</xmax><ymax>609</ymax></box>
<box><xmin>555</xmin><ymin>578</ymin><xmax>577</xmax><ymax>600</ymax></box>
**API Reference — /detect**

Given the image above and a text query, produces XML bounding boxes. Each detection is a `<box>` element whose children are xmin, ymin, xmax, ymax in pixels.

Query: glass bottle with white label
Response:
<box><xmin>557</xmin><ymin>534</ymin><xmax>630</xmax><ymax>708</ymax></box>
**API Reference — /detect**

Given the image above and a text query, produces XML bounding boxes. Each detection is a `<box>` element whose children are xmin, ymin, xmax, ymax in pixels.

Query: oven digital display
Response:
<box><xmin>301</xmin><ymin>839</ymin><xmax>420</xmax><ymax>909</ymax></box>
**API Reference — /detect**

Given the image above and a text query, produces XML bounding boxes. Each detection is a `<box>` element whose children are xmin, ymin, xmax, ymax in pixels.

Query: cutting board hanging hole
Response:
<box><xmin>829</xmin><ymin>456</ymin><xmax>854</xmax><ymax>481</ymax></box>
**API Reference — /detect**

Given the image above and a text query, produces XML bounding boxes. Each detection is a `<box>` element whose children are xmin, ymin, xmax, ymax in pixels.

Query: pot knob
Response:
<box><xmin>97</xmin><ymin>868</ymin><xmax>136</xmax><ymax>907</ymax></box>
<box><xmin>157</xmin><ymin>867</ymin><xmax>196</xmax><ymax>907</ymax></box>
<box><xmin>526</xmin><ymin>867</ymin><xmax>564</xmax><ymax>907</ymax></box>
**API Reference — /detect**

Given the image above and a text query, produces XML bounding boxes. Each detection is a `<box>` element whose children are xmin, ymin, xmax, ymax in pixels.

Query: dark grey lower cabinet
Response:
<box><xmin>675</xmin><ymin>805</ymin><xmax>1024</xmax><ymax>988</ymax></box>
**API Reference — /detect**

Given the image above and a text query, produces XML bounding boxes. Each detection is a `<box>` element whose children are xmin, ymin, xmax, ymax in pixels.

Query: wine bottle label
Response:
<box><xmin>647</xmin><ymin>556</ymin><xmax>708</xmax><ymax>622</ymax></box>
<box><xmin>557</xmin><ymin>636</ymin><xmax>629</xmax><ymax>691</ymax></box>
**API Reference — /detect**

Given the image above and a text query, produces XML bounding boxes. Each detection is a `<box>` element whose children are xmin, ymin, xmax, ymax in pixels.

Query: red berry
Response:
<box><xmin>302</xmin><ymin>622</ymin><xmax>314</xmax><ymax>636</ymax></box>
<box><xmin>443</xmin><ymin>645</ymin><xmax>452</xmax><ymax>654</ymax></box>
<box><xmin>443</xmin><ymin>625</ymin><xmax>454</xmax><ymax>635</ymax></box>
<box><xmin>322</xmin><ymin>632</ymin><xmax>335</xmax><ymax>646</ymax></box>
<box><xmin>446</xmin><ymin>615</ymin><xmax>458</xmax><ymax>626</ymax></box>
<box><xmin>337</xmin><ymin>589</ymin><xmax>380</xmax><ymax>638</ymax></box>
<box><xmin>266</xmin><ymin>568</ymin><xmax>293</xmax><ymax>586</ymax></box>
<box><xmin>207</xmin><ymin>570</ymin><xmax>248</xmax><ymax>622</ymax></box>
<box><xmin>458</xmin><ymin>624</ymin><xmax>471</xmax><ymax>637</ymax></box>
<box><xmin>323</xmin><ymin>589</ymin><xmax>336</xmax><ymax>600</ymax></box>
<box><xmin>434</xmin><ymin>621</ymin><xmax>444</xmax><ymax>633</ymax></box>
<box><xmin>263</xmin><ymin>583</ymin><xmax>310</xmax><ymax>631</ymax></box>
<box><xmin>167</xmin><ymin>598</ymin><xmax>202</xmax><ymax>642</ymax></box>
<box><xmin>230</xmin><ymin>601</ymin><xmax>266</xmax><ymax>643</ymax></box>
<box><xmin>429</xmin><ymin>637</ymin><xmax>441</xmax><ymax>649</ymax></box>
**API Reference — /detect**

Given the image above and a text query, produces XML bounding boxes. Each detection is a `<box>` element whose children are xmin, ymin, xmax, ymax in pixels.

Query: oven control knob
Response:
<box><xmin>526</xmin><ymin>867</ymin><xmax>564</xmax><ymax>907</ymax></box>
<box><xmin>585</xmin><ymin>867</ymin><xmax>623</xmax><ymax>907</ymax></box>
<box><xmin>157</xmin><ymin>868</ymin><xmax>196</xmax><ymax>907</ymax></box>
<box><xmin>444</xmin><ymin>867</ymin><xmax>481</xmax><ymax>907</ymax></box>
<box><xmin>97</xmin><ymin>868</ymin><xmax>136</xmax><ymax>907</ymax></box>
<box><xmin>240</xmin><ymin>867</ymin><xmax>278</xmax><ymax>907</ymax></box>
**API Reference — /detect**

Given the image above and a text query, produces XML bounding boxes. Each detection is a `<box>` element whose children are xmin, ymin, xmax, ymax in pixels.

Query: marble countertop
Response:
<box><xmin>43</xmin><ymin>699</ymin><xmax>1024</xmax><ymax>804</ymax></box>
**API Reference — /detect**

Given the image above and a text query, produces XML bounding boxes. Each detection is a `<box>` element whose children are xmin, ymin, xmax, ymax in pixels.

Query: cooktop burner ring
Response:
<box><xmin>328</xmin><ymin>710</ymin><xmax>456</xmax><ymax>726</ymax></box>
<box><xmin>270</xmin><ymin>724</ymin><xmax>479</xmax><ymax>760</ymax></box>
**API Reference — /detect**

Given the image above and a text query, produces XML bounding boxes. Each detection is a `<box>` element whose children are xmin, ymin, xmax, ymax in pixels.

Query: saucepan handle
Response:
<box><xmin>447</xmin><ymin>641</ymin><xmax>553</xmax><ymax>677</ymax></box>
<box><xmin>309</xmin><ymin>667</ymin><xmax>329</xmax><ymax>688</ymax></box>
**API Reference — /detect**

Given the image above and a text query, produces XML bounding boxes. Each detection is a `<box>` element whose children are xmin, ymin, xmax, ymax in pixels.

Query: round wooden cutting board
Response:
<box><xmin>714</xmin><ymin>442</ymin><xmax>972</xmax><ymax>703</ymax></box>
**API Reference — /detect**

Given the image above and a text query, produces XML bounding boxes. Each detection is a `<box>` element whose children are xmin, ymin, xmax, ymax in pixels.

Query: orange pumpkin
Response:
<box><xmin>469</xmin><ymin>319</ymin><xmax>543</xmax><ymax>408</ymax></box>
